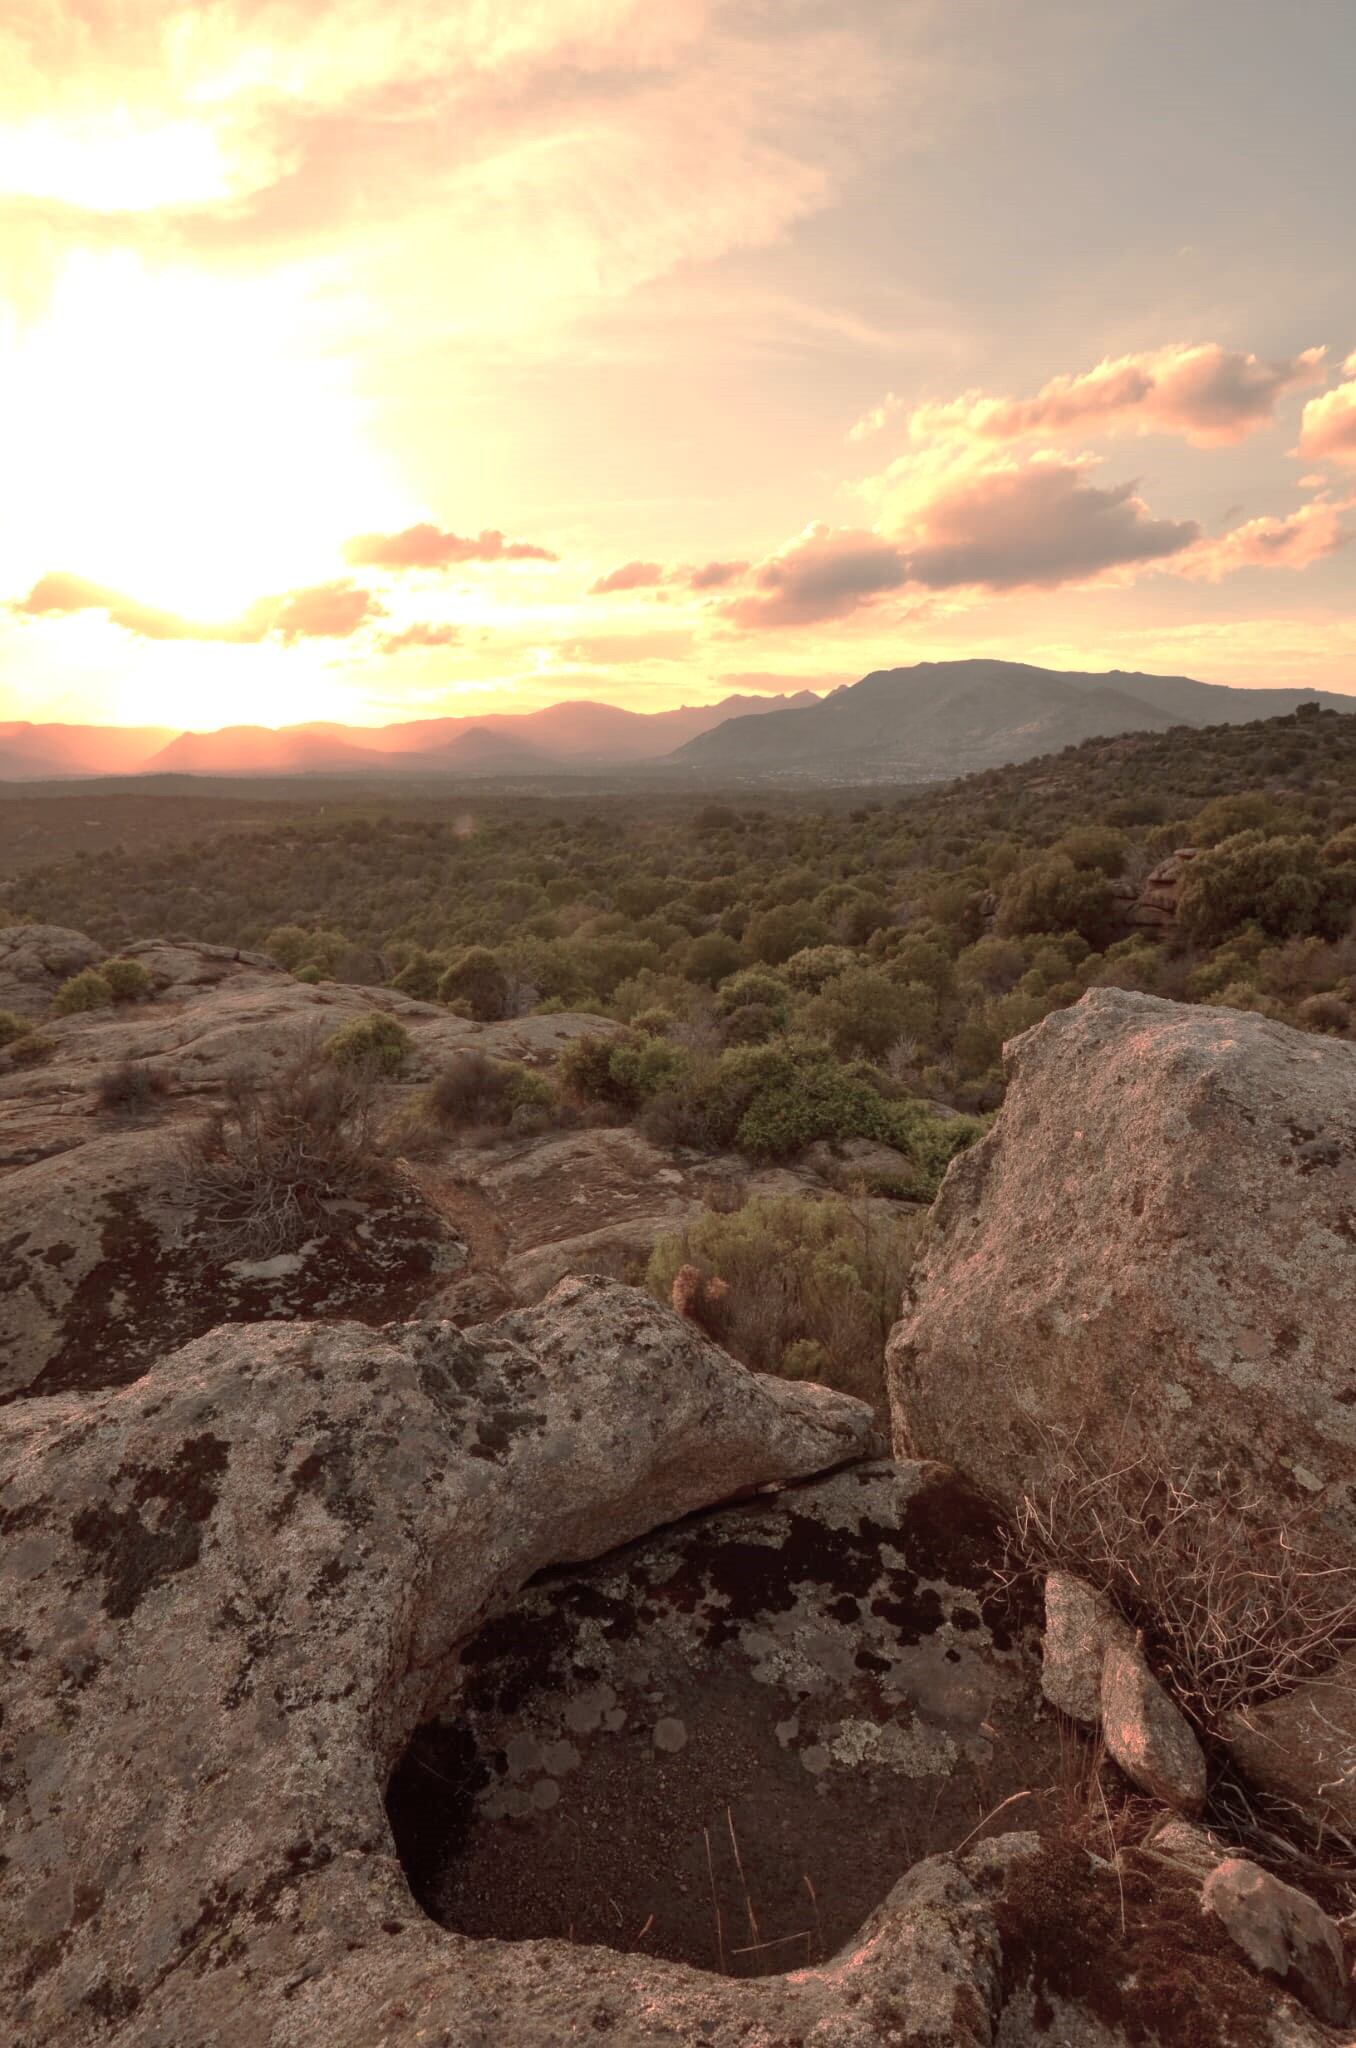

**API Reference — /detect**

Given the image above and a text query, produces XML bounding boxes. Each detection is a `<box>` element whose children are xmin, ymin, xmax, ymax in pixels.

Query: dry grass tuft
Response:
<box><xmin>1006</xmin><ymin>1425</ymin><xmax>1356</xmax><ymax>1735</ymax></box>
<box><xmin>174</xmin><ymin>1033</ymin><xmax>387</xmax><ymax>1257</ymax></box>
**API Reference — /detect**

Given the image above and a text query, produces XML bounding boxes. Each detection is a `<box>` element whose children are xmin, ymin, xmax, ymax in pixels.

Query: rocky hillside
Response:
<box><xmin>0</xmin><ymin>927</ymin><xmax>854</xmax><ymax>1400</ymax></box>
<box><xmin>3</xmin><ymin>954</ymin><xmax>1355</xmax><ymax>2045</ymax></box>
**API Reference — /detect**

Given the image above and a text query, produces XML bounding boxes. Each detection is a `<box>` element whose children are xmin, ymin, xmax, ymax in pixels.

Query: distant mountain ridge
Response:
<box><xmin>0</xmin><ymin>692</ymin><xmax>817</xmax><ymax>781</ymax></box>
<box><xmin>666</xmin><ymin>660</ymin><xmax>1353</xmax><ymax>782</ymax></box>
<box><xmin>1</xmin><ymin>665</ymin><xmax>1349</xmax><ymax>784</ymax></box>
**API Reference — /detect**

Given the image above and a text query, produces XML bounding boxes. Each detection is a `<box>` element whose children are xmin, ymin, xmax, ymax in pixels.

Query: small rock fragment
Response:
<box><xmin>1202</xmin><ymin>1857</ymin><xmax>1352</xmax><ymax>2027</ymax></box>
<box><xmin>1040</xmin><ymin>1571</ymin><xmax>1134</xmax><ymax>1725</ymax></box>
<box><xmin>1101</xmin><ymin>1638</ymin><xmax>1206</xmax><ymax>1814</ymax></box>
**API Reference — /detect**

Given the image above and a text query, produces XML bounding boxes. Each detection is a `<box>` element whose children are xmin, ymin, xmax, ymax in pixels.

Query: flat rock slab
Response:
<box><xmin>398</xmin><ymin>1461</ymin><xmax>1058</xmax><ymax>1976</ymax></box>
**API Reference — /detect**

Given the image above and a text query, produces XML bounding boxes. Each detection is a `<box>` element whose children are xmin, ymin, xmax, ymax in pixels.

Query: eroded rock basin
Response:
<box><xmin>389</xmin><ymin>1462</ymin><xmax>1062</xmax><ymax>1976</ymax></box>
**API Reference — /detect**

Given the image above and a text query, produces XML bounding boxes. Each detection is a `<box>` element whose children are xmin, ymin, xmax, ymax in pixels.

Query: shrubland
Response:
<box><xmin>7</xmin><ymin>705</ymin><xmax>1353</xmax><ymax>1133</ymax></box>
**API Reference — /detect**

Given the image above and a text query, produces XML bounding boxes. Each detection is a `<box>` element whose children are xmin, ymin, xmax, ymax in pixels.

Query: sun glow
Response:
<box><xmin>0</xmin><ymin>111</ymin><xmax>234</xmax><ymax>212</ymax></box>
<box><xmin>0</xmin><ymin>249</ymin><xmax>401</xmax><ymax>626</ymax></box>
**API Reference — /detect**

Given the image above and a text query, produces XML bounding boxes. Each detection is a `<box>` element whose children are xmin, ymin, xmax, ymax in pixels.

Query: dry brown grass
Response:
<box><xmin>1006</xmin><ymin>1425</ymin><xmax>1356</xmax><ymax>1735</ymax></box>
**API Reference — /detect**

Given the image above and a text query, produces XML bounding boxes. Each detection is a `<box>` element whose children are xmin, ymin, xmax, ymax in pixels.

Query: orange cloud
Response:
<box><xmin>724</xmin><ymin>526</ymin><xmax>910</xmax><ymax>627</ymax></box>
<box><xmin>730</xmin><ymin>455</ymin><xmax>1202</xmax><ymax>627</ymax></box>
<box><xmin>590</xmin><ymin>560</ymin><xmax>666</xmax><ymax>594</ymax></box>
<box><xmin>13</xmin><ymin>570</ymin><xmax>384</xmax><ymax>643</ymax></box>
<box><xmin>857</xmin><ymin>343</ymin><xmax>1327</xmax><ymax>450</ymax></box>
<box><xmin>377</xmin><ymin>622</ymin><xmax>462</xmax><ymax>652</ymax></box>
<box><xmin>1176</xmin><ymin>500</ymin><xmax>1352</xmax><ymax>580</ymax></box>
<box><xmin>1297</xmin><ymin>372</ymin><xmax>1356</xmax><ymax>469</ymax></box>
<box><xmin>345</xmin><ymin>523</ymin><xmax>557</xmax><ymax>569</ymax></box>
<box><xmin>685</xmin><ymin>559</ymin><xmax>749</xmax><ymax>590</ymax></box>
<box><xmin>895</xmin><ymin>459</ymin><xmax>1198</xmax><ymax>590</ymax></box>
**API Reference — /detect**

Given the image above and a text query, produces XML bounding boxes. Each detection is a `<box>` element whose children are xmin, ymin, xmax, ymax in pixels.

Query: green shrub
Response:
<box><xmin>645</xmin><ymin>1192</ymin><xmax>924</xmax><ymax>1415</ymax></box>
<box><xmin>997</xmin><ymin>855</ymin><xmax>1115</xmax><ymax>947</ymax></box>
<box><xmin>784</xmin><ymin>944</ymin><xmax>856</xmax><ymax>991</ymax></box>
<box><xmin>801</xmin><ymin>967</ymin><xmax>936</xmax><ymax>1060</ymax></box>
<box><xmin>0</xmin><ymin>1010</ymin><xmax>31</xmax><ymax>1049</ymax></box>
<box><xmin>716</xmin><ymin>968</ymin><xmax>791</xmax><ymax>1022</ymax></box>
<box><xmin>265</xmin><ymin>924</ymin><xmax>311</xmax><ymax>971</ymax></box>
<box><xmin>391</xmin><ymin>949</ymin><xmax>444</xmax><ymax>1001</ymax></box>
<box><xmin>1177</xmin><ymin>832</ymin><xmax>1356</xmax><ymax>946</ymax></box>
<box><xmin>326</xmin><ymin>1012</ymin><xmax>412</xmax><ymax>1075</ymax></box>
<box><xmin>438</xmin><ymin>947</ymin><xmax>511</xmax><ymax>1021</ymax></box>
<box><xmin>295</xmin><ymin>965</ymin><xmax>323</xmax><ymax>985</ymax></box>
<box><xmin>51</xmin><ymin>969</ymin><xmax>113</xmax><ymax>1016</ymax></box>
<box><xmin>99</xmin><ymin>957</ymin><xmax>152</xmax><ymax>1002</ymax></box>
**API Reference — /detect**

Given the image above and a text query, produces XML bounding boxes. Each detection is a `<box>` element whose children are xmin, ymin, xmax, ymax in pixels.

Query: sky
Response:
<box><xmin>1</xmin><ymin>0</ymin><xmax>1354</xmax><ymax>732</ymax></box>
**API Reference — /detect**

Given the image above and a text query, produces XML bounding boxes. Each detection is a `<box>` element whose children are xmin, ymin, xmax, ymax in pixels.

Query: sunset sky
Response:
<box><xmin>2</xmin><ymin>0</ymin><xmax>1354</xmax><ymax>731</ymax></box>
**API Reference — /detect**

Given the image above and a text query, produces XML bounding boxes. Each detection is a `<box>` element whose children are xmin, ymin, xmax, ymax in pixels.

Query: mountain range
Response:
<box><xmin>0</xmin><ymin>692</ymin><xmax>815</xmax><ymax>782</ymax></box>
<box><xmin>1</xmin><ymin>664</ymin><xmax>1349</xmax><ymax>785</ymax></box>
<box><xmin>668</xmin><ymin>661</ymin><xmax>1354</xmax><ymax>781</ymax></box>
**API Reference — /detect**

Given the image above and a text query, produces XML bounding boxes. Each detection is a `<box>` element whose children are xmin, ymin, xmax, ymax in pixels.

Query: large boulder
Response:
<box><xmin>887</xmin><ymin>990</ymin><xmax>1356</xmax><ymax>1561</ymax></box>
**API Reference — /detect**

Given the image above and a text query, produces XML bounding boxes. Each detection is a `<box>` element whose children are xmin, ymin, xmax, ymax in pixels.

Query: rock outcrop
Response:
<box><xmin>1100</xmin><ymin>1637</ymin><xmax>1207</xmax><ymax>1815</ymax></box>
<box><xmin>1040</xmin><ymin>1570</ymin><xmax>1134</xmax><ymax>1725</ymax></box>
<box><xmin>1109</xmin><ymin>846</ymin><xmax>1199</xmax><ymax>934</ymax></box>
<box><xmin>887</xmin><ymin>989</ymin><xmax>1356</xmax><ymax>1563</ymax></box>
<box><xmin>0</xmin><ymin>921</ymin><xmax>102</xmax><ymax>1015</ymax></box>
<box><xmin>0</xmin><ymin>1277</ymin><xmax>879</xmax><ymax>2046</ymax></box>
<box><xmin>3</xmin><ymin>1276</ymin><xmax>1338</xmax><ymax>2048</ymax></box>
<box><xmin>0</xmin><ymin>932</ymin><xmax>623</xmax><ymax>1399</ymax></box>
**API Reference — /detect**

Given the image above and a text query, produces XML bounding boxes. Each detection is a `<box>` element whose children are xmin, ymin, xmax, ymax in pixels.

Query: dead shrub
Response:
<box><xmin>1006</xmin><ymin>1426</ymin><xmax>1356</xmax><ymax>1735</ymax></box>
<box><xmin>174</xmin><ymin>1033</ymin><xmax>387</xmax><ymax>1257</ymax></box>
<box><xmin>96</xmin><ymin>1058</ymin><xmax>172</xmax><ymax>1115</ymax></box>
<box><xmin>425</xmin><ymin>1050</ymin><xmax>513</xmax><ymax>1126</ymax></box>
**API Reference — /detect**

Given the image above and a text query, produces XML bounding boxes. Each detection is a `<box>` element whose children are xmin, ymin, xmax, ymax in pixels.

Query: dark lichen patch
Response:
<box><xmin>10</xmin><ymin>1178</ymin><xmax>455</xmax><ymax>1405</ymax></box>
<box><xmin>69</xmin><ymin>1432</ymin><xmax>228</xmax><ymax>1619</ymax></box>
<box><xmin>399</xmin><ymin>1467</ymin><xmax>1062</xmax><ymax>1980</ymax></box>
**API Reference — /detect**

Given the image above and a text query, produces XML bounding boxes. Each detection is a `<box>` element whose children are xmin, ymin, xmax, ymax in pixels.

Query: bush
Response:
<box><xmin>326</xmin><ymin>1011</ymin><xmax>412</xmax><ymax>1075</ymax></box>
<box><xmin>7</xmin><ymin>1031</ymin><xmax>53</xmax><ymax>1065</ymax></box>
<box><xmin>1297</xmin><ymin>991</ymin><xmax>1352</xmax><ymax>1035</ymax></box>
<box><xmin>1007</xmin><ymin>1427</ymin><xmax>1356</xmax><ymax>1730</ymax></box>
<box><xmin>265</xmin><ymin>924</ymin><xmax>312</xmax><ymax>971</ymax></box>
<box><xmin>176</xmin><ymin>1037</ymin><xmax>386</xmax><ymax>1257</ymax></box>
<box><xmin>1177</xmin><ymin>831</ymin><xmax>1356</xmax><ymax>946</ymax></box>
<box><xmin>391</xmin><ymin>949</ymin><xmax>444</xmax><ymax>1001</ymax></box>
<box><xmin>51</xmin><ymin>969</ymin><xmax>113</xmax><ymax>1015</ymax></box>
<box><xmin>96</xmin><ymin>1059</ymin><xmax>171</xmax><ymax>1114</ymax></box>
<box><xmin>99</xmin><ymin>957</ymin><xmax>152</xmax><ymax>1002</ymax></box>
<box><xmin>422</xmin><ymin>1051</ymin><xmax>558</xmax><ymax>1132</ymax></box>
<box><xmin>997</xmin><ymin>856</ymin><xmax>1115</xmax><ymax>947</ymax></box>
<box><xmin>0</xmin><ymin>1009</ymin><xmax>31</xmax><ymax>1049</ymax></box>
<box><xmin>438</xmin><ymin>947</ymin><xmax>511</xmax><ymax>1021</ymax></box>
<box><xmin>646</xmin><ymin>1192</ymin><xmax>924</xmax><ymax>1414</ymax></box>
<box><xmin>715</xmin><ymin>968</ymin><xmax>791</xmax><ymax>1022</ymax></box>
